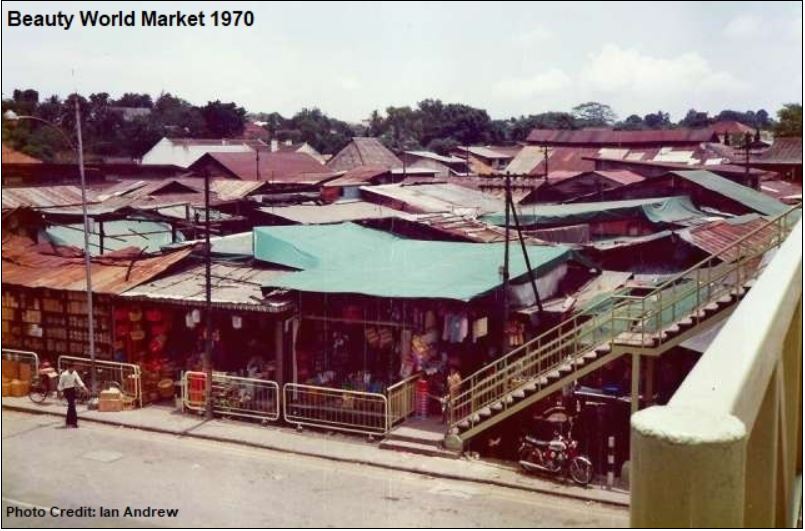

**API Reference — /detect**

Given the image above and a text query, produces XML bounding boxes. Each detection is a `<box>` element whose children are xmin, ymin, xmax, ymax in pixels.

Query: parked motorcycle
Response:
<box><xmin>517</xmin><ymin>432</ymin><xmax>594</xmax><ymax>486</ymax></box>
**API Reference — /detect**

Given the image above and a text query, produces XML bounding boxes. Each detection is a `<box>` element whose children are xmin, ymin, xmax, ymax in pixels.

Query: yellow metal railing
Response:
<box><xmin>182</xmin><ymin>371</ymin><xmax>280</xmax><ymax>422</ymax></box>
<box><xmin>283</xmin><ymin>383</ymin><xmax>389</xmax><ymax>436</ymax></box>
<box><xmin>630</xmin><ymin>219</ymin><xmax>802</xmax><ymax>527</ymax></box>
<box><xmin>448</xmin><ymin>206</ymin><xmax>801</xmax><ymax>433</ymax></box>
<box><xmin>386</xmin><ymin>372</ymin><xmax>422</xmax><ymax>428</ymax></box>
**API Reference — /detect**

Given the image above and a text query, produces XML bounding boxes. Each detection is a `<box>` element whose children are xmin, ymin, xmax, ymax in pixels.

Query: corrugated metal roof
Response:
<box><xmin>676</xmin><ymin>216</ymin><xmax>776</xmax><ymax>262</ymax></box>
<box><xmin>526</xmin><ymin>128</ymin><xmax>719</xmax><ymax>145</ymax></box>
<box><xmin>668</xmin><ymin>170</ymin><xmax>789</xmax><ymax>216</ymax></box>
<box><xmin>404</xmin><ymin>151</ymin><xmax>466</xmax><ymax>164</ymax></box>
<box><xmin>322</xmin><ymin>165</ymin><xmax>387</xmax><ymax>187</ymax></box>
<box><xmin>752</xmin><ymin>137</ymin><xmax>802</xmax><ymax>164</ymax></box>
<box><xmin>361</xmin><ymin>182</ymin><xmax>505</xmax><ymax>215</ymax></box>
<box><xmin>2</xmin><ymin>186</ymin><xmax>95</xmax><ymax>210</ymax></box>
<box><xmin>1</xmin><ymin>234</ymin><xmax>193</xmax><ymax>294</ymax></box>
<box><xmin>121</xmin><ymin>261</ymin><xmax>289</xmax><ymax>311</ymax></box>
<box><xmin>257</xmin><ymin>201</ymin><xmax>408</xmax><ymax>224</ymax></box>
<box><xmin>506</xmin><ymin>145</ymin><xmax>547</xmax><ymax>174</ymax></box>
<box><xmin>407</xmin><ymin>212</ymin><xmax>548</xmax><ymax>244</ymax></box>
<box><xmin>593</xmin><ymin>170</ymin><xmax>646</xmax><ymax>185</ymax></box>
<box><xmin>195</xmin><ymin>151</ymin><xmax>334</xmax><ymax>182</ymax></box>
<box><xmin>327</xmin><ymin>137</ymin><xmax>402</xmax><ymax>172</ymax></box>
<box><xmin>759</xmin><ymin>180</ymin><xmax>803</xmax><ymax>203</ymax></box>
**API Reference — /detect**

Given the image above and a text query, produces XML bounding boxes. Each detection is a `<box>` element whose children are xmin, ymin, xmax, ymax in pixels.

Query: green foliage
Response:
<box><xmin>572</xmin><ymin>102</ymin><xmax>617</xmax><ymax>127</ymax></box>
<box><xmin>774</xmin><ymin>103</ymin><xmax>802</xmax><ymax>137</ymax></box>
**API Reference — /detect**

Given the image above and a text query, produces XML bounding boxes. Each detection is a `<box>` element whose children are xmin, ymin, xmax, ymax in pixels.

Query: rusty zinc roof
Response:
<box><xmin>1</xmin><ymin>234</ymin><xmax>194</xmax><ymax>294</ymax></box>
<box><xmin>676</xmin><ymin>216</ymin><xmax>778</xmax><ymax>262</ymax></box>
<box><xmin>2</xmin><ymin>186</ymin><xmax>96</xmax><ymax>210</ymax></box>
<box><xmin>526</xmin><ymin>128</ymin><xmax>719</xmax><ymax>145</ymax></box>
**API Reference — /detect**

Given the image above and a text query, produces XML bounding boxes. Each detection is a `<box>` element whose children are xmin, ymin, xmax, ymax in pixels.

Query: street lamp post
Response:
<box><xmin>4</xmin><ymin>103</ymin><xmax>97</xmax><ymax>397</ymax></box>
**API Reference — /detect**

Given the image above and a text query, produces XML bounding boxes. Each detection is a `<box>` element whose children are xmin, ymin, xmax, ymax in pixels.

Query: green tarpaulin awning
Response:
<box><xmin>253</xmin><ymin>223</ymin><xmax>575</xmax><ymax>301</ymax></box>
<box><xmin>482</xmin><ymin>196</ymin><xmax>708</xmax><ymax>228</ymax></box>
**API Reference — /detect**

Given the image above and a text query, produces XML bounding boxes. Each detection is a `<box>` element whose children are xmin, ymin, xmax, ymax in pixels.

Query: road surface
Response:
<box><xmin>2</xmin><ymin>410</ymin><xmax>627</xmax><ymax>527</ymax></box>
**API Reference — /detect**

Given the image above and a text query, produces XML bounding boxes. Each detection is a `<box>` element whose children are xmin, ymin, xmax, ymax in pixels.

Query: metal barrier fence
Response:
<box><xmin>386</xmin><ymin>372</ymin><xmax>422</xmax><ymax>428</ymax></box>
<box><xmin>283</xmin><ymin>383</ymin><xmax>389</xmax><ymax>436</ymax></box>
<box><xmin>182</xmin><ymin>371</ymin><xmax>280</xmax><ymax>422</ymax></box>
<box><xmin>2</xmin><ymin>348</ymin><xmax>40</xmax><ymax>376</ymax></box>
<box><xmin>57</xmin><ymin>356</ymin><xmax>142</xmax><ymax>408</ymax></box>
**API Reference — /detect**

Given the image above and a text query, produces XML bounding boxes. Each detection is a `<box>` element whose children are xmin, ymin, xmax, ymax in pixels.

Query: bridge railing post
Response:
<box><xmin>630</xmin><ymin>406</ymin><xmax>747</xmax><ymax>527</ymax></box>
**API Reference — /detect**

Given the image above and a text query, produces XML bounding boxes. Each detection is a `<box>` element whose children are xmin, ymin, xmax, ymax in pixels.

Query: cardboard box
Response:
<box><xmin>98</xmin><ymin>397</ymin><xmax>123</xmax><ymax>412</ymax></box>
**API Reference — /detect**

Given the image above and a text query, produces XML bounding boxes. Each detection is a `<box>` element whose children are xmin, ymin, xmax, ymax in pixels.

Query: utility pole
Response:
<box><xmin>204</xmin><ymin>169</ymin><xmax>213</xmax><ymax>419</ymax></box>
<box><xmin>256</xmin><ymin>146</ymin><xmax>261</xmax><ymax>181</ymax></box>
<box><xmin>507</xmin><ymin>173</ymin><xmax>543</xmax><ymax>312</ymax></box>
<box><xmin>74</xmin><ymin>99</ymin><xmax>97</xmax><ymax>397</ymax></box>
<box><xmin>743</xmin><ymin>132</ymin><xmax>753</xmax><ymax>189</ymax></box>
<box><xmin>501</xmin><ymin>172</ymin><xmax>511</xmax><ymax>357</ymax></box>
<box><xmin>543</xmin><ymin>143</ymin><xmax>549</xmax><ymax>181</ymax></box>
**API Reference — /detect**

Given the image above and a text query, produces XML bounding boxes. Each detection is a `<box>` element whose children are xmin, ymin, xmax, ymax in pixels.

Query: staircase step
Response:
<box><xmin>458</xmin><ymin>420</ymin><xmax>470</xmax><ymax>429</ymax></box>
<box><xmin>547</xmin><ymin>370</ymin><xmax>561</xmax><ymax>379</ymax></box>
<box><xmin>559</xmin><ymin>364</ymin><xmax>572</xmax><ymax>373</ymax></box>
<box><xmin>491</xmin><ymin>402</ymin><xmax>503</xmax><ymax>412</ymax></box>
<box><xmin>379</xmin><ymin>438</ymin><xmax>461</xmax><ymax>459</ymax></box>
<box><xmin>512</xmin><ymin>389</ymin><xmax>525</xmax><ymax>399</ymax></box>
<box><xmin>537</xmin><ymin>376</ymin><xmax>549</xmax><ymax>385</ymax></box>
<box><xmin>678</xmin><ymin>317</ymin><xmax>694</xmax><ymax>328</ymax></box>
<box><xmin>584</xmin><ymin>351</ymin><xmax>598</xmax><ymax>360</ymax></box>
<box><xmin>717</xmin><ymin>294</ymin><xmax>734</xmax><ymax>304</ymax></box>
<box><xmin>595</xmin><ymin>345</ymin><xmax>612</xmax><ymax>355</ymax></box>
<box><xmin>704</xmin><ymin>302</ymin><xmax>719</xmax><ymax>312</ymax></box>
<box><xmin>523</xmin><ymin>382</ymin><xmax>537</xmax><ymax>392</ymax></box>
<box><xmin>504</xmin><ymin>395</ymin><xmax>514</xmax><ymax>404</ymax></box>
<box><xmin>573</xmin><ymin>357</ymin><xmax>586</xmax><ymax>366</ymax></box>
<box><xmin>478</xmin><ymin>407</ymin><xmax>492</xmax><ymax>418</ymax></box>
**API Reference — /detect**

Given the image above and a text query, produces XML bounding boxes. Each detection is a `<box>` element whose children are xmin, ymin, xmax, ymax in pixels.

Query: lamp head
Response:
<box><xmin>3</xmin><ymin>110</ymin><xmax>19</xmax><ymax>121</ymax></box>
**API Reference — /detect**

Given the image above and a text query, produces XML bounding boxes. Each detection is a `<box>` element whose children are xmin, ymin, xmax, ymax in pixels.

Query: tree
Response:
<box><xmin>200</xmin><ymin>100</ymin><xmax>246</xmax><ymax>137</ymax></box>
<box><xmin>113</xmin><ymin>93</ymin><xmax>153</xmax><ymax>108</ymax></box>
<box><xmin>679</xmin><ymin>109</ymin><xmax>710</xmax><ymax>128</ymax></box>
<box><xmin>618</xmin><ymin>114</ymin><xmax>645</xmax><ymax>130</ymax></box>
<box><xmin>572</xmin><ymin>102</ymin><xmax>616</xmax><ymax>127</ymax></box>
<box><xmin>643</xmin><ymin>111</ymin><xmax>671</xmax><ymax>129</ymax></box>
<box><xmin>774</xmin><ymin>104</ymin><xmax>802</xmax><ymax>137</ymax></box>
<box><xmin>755</xmin><ymin>109</ymin><xmax>771</xmax><ymax>129</ymax></box>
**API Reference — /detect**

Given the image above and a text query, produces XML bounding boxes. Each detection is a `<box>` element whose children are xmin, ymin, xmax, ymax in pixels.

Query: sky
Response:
<box><xmin>1</xmin><ymin>1</ymin><xmax>802</xmax><ymax>123</ymax></box>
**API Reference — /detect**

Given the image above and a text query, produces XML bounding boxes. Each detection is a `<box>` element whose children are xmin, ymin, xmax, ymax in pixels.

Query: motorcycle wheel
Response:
<box><xmin>569</xmin><ymin>456</ymin><xmax>593</xmax><ymax>486</ymax></box>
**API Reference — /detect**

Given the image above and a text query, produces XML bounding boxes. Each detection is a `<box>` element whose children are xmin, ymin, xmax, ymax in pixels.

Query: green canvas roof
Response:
<box><xmin>668</xmin><ymin>170</ymin><xmax>789</xmax><ymax>217</ymax></box>
<box><xmin>482</xmin><ymin>196</ymin><xmax>707</xmax><ymax>228</ymax></box>
<box><xmin>253</xmin><ymin>223</ymin><xmax>574</xmax><ymax>301</ymax></box>
<box><xmin>44</xmin><ymin>219</ymin><xmax>181</xmax><ymax>256</ymax></box>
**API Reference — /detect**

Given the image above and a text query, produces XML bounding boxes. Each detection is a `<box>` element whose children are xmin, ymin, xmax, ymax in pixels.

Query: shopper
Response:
<box><xmin>57</xmin><ymin>363</ymin><xmax>87</xmax><ymax>428</ymax></box>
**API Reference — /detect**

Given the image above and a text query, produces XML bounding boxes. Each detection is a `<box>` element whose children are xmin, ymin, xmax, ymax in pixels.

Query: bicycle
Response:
<box><xmin>28</xmin><ymin>369</ymin><xmax>118</xmax><ymax>405</ymax></box>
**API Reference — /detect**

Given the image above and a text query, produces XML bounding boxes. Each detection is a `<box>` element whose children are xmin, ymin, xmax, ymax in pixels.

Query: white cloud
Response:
<box><xmin>494</xmin><ymin>68</ymin><xmax>572</xmax><ymax>98</ymax></box>
<box><xmin>338</xmin><ymin>77</ymin><xmax>360</xmax><ymax>91</ymax></box>
<box><xmin>723</xmin><ymin>14</ymin><xmax>762</xmax><ymax>37</ymax></box>
<box><xmin>514</xmin><ymin>26</ymin><xmax>553</xmax><ymax>46</ymax></box>
<box><xmin>581</xmin><ymin>44</ymin><xmax>746</xmax><ymax>95</ymax></box>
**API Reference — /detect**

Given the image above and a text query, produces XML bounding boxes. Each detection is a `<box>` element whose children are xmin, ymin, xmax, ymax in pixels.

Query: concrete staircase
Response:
<box><xmin>380</xmin><ymin>417</ymin><xmax>461</xmax><ymax>459</ymax></box>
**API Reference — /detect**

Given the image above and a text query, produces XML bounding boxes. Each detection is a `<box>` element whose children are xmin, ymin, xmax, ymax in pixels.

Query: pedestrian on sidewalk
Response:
<box><xmin>57</xmin><ymin>363</ymin><xmax>87</xmax><ymax>428</ymax></box>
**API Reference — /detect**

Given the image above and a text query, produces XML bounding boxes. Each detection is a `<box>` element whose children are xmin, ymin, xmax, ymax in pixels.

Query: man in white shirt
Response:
<box><xmin>57</xmin><ymin>363</ymin><xmax>87</xmax><ymax>428</ymax></box>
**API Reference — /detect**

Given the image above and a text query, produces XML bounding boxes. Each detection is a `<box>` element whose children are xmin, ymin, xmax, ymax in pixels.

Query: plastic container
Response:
<box><xmin>10</xmin><ymin>379</ymin><xmax>29</xmax><ymax>397</ymax></box>
<box><xmin>17</xmin><ymin>363</ymin><xmax>32</xmax><ymax>383</ymax></box>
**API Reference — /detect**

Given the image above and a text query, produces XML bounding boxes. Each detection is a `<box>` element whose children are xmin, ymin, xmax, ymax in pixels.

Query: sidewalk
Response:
<box><xmin>2</xmin><ymin>396</ymin><xmax>629</xmax><ymax>508</ymax></box>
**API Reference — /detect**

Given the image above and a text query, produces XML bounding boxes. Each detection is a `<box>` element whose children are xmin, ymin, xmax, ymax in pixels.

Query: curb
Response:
<box><xmin>3</xmin><ymin>404</ymin><xmax>629</xmax><ymax>509</ymax></box>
